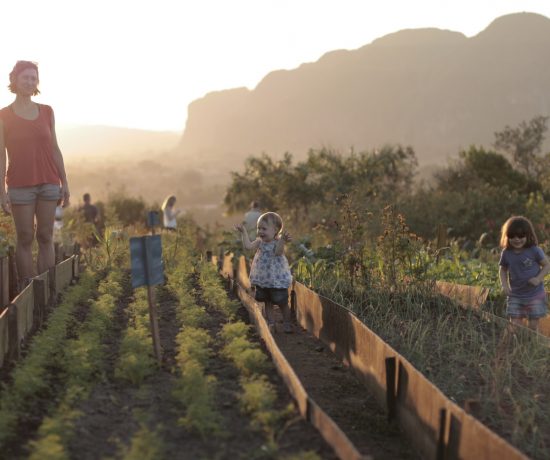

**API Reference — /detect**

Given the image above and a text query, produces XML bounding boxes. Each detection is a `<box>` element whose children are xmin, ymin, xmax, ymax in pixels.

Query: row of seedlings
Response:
<box><xmin>115</xmin><ymin>231</ymin><xmax>205</xmax><ymax>460</ymax></box>
<box><xmin>167</xmin><ymin>251</ymin><xmax>222</xmax><ymax>440</ymax></box>
<box><xmin>0</xmin><ymin>271</ymin><xmax>99</xmax><ymax>457</ymax></box>
<box><xmin>197</xmin><ymin>261</ymin><xmax>322</xmax><ymax>459</ymax></box>
<box><xmin>27</xmin><ymin>268</ymin><xmax>127</xmax><ymax>458</ymax></box>
<box><xmin>112</xmin><ymin>282</ymin><xmax>164</xmax><ymax>459</ymax></box>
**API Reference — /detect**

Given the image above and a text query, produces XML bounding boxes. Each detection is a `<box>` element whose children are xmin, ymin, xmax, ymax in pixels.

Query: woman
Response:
<box><xmin>0</xmin><ymin>61</ymin><xmax>70</xmax><ymax>284</ymax></box>
<box><xmin>161</xmin><ymin>195</ymin><xmax>180</xmax><ymax>231</ymax></box>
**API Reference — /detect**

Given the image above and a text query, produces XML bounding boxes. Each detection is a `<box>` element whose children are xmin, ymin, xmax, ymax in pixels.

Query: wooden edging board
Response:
<box><xmin>55</xmin><ymin>255</ymin><xmax>75</xmax><ymax>295</ymax></box>
<box><xmin>0</xmin><ymin>306</ymin><xmax>8</xmax><ymax>368</ymax></box>
<box><xmin>228</xmin><ymin>254</ymin><xmax>528</xmax><ymax>460</ymax></box>
<box><xmin>0</xmin><ymin>255</ymin><xmax>76</xmax><ymax>371</ymax></box>
<box><xmin>292</xmin><ymin>281</ymin><xmax>527</xmax><ymax>460</ymax></box>
<box><xmin>228</xmin><ymin>276</ymin><xmax>370</xmax><ymax>460</ymax></box>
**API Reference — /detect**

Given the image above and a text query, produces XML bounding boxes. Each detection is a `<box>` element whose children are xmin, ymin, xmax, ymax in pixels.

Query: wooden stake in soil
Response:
<box><xmin>147</xmin><ymin>284</ymin><xmax>162</xmax><ymax>364</ymax></box>
<box><xmin>129</xmin><ymin>234</ymin><xmax>164</xmax><ymax>364</ymax></box>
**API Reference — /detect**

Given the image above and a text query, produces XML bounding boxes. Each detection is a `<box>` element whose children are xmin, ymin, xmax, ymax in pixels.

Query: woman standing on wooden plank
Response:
<box><xmin>0</xmin><ymin>61</ymin><xmax>70</xmax><ymax>286</ymax></box>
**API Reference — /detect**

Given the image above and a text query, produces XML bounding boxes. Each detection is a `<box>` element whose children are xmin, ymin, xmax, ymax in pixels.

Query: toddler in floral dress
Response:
<box><xmin>235</xmin><ymin>212</ymin><xmax>293</xmax><ymax>333</ymax></box>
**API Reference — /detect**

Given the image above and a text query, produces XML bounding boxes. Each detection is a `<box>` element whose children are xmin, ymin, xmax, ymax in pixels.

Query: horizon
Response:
<box><xmin>1</xmin><ymin>1</ymin><xmax>550</xmax><ymax>133</ymax></box>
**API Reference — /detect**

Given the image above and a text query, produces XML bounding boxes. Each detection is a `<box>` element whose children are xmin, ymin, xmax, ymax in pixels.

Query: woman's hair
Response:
<box><xmin>161</xmin><ymin>195</ymin><xmax>176</xmax><ymax>211</ymax></box>
<box><xmin>257</xmin><ymin>212</ymin><xmax>283</xmax><ymax>234</ymax></box>
<box><xmin>8</xmin><ymin>61</ymin><xmax>40</xmax><ymax>95</ymax></box>
<box><xmin>500</xmin><ymin>215</ymin><xmax>538</xmax><ymax>249</ymax></box>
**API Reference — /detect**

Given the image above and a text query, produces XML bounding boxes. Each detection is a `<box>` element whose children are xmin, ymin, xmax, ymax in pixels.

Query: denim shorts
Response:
<box><xmin>507</xmin><ymin>291</ymin><xmax>548</xmax><ymax>319</ymax></box>
<box><xmin>8</xmin><ymin>183</ymin><xmax>61</xmax><ymax>205</ymax></box>
<box><xmin>254</xmin><ymin>286</ymin><xmax>289</xmax><ymax>306</ymax></box>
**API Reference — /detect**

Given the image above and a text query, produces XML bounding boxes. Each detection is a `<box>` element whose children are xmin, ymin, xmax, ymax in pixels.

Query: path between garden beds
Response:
<box><xmin>254</xmin><ymin>306</ymin><xmax>422</xmax><ymax>460</ymax></box>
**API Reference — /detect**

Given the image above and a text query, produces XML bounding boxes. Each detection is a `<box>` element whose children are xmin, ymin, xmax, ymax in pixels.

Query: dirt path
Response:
<box><xmin>261</xmin><ymin>308</ymin><xmax>422</xmax><ymax>460</ymax></box>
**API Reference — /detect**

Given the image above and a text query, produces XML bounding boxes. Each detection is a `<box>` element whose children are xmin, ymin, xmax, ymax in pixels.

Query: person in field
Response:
<box><xmin>235</xmin><ymin>211</ymin><xmax>293</xmax><ymax>333</ymax></box>
<box><xmin>161</xmin><ymin>195</ymin><xmax>181</xmax><ymax>231</ymax></box>
<box><xmin>242</xmin><ymin>200</ymin><xmax>262</xmax><ymax>240</ymax></box>
<box><xmin>0</xmin><ymin>61</ymin><xmax>70</xmax><ymax>285</ymax></box>
<box><xmin>499</xmin><ymin>216</ymin><xmax>550</xmax><ymax>331</ymax></box>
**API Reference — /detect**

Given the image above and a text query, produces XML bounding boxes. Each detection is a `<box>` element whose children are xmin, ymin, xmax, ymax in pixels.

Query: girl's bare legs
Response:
<box><xmin>527</xmin><ymin>318</ymin><xmax>539</xmax><ymax>331</ymax></box>
<box><xmin>11</xmin><ymin>203</ymin><xmax>36</xmax><ymax>281</ymax></box>
<box><xmin>35</xmin><ymin>200</ymin><xmax>57</xmax><ymax>275</ymax></box>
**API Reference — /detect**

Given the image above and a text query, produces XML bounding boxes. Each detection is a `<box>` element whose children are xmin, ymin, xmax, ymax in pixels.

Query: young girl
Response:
<box><xmin>499</xmin><ymin>216</ymin><xmax>550</xmax><ymax>331</ymax></box>
<box><xmin>235</xmin><ymin>212</ymin><xmax>293</xmax><ymax>333</ymax></box>
<box><xmin>161</xmin><ymin>195</ymin><xmax>181</xmax><ymax>231</ymax></box>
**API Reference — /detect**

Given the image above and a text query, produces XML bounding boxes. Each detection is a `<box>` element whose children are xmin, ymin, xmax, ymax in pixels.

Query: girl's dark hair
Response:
<box><xmin>500</xmin><ymin>216</ymin><xmax>538</xmax><ymax>249</ymax></box>
<box><xmin>8</xmin><ymin>61</ymin><xmax>40</xmax><ymax>95</ymax></box>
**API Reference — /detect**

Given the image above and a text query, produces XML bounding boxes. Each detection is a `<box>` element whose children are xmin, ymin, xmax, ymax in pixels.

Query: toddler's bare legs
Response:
<box><xmin>264</xmin><ymin>301</ymin><xmax>275</xmax><ymax>331</ymax></box>
<box><xmin>527</xmin><ymin>318</ymin><xmax>539</xmax><ymax>331</ymax></box>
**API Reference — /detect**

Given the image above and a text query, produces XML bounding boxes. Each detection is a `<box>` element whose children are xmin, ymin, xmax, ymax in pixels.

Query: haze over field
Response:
<box><xmin>2</xmin><ymin>2</ymin><xmax>550</xmax><ymax>224</ymax></box>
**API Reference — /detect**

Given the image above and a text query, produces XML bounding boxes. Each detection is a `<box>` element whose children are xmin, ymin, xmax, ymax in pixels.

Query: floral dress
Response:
<box><xmin>249</xmin><ymin>240</ymin><xmax>292</xmax><ymax>288</ymax></box>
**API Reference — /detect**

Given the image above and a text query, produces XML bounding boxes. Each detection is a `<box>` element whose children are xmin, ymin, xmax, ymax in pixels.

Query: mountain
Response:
<box><xmin>57</xmin><ymin>125</ymin><xmax>180</xmax><ymax>159</ymax></box>
<box><xmin>178</xmin><ymin>12</ymin><xmax>550</xmax><ymax>168</ymax></box>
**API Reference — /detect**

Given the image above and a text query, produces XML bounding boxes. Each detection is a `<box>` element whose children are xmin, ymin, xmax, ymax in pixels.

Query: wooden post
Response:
<box><xmin>7</xmin><ymin>303</ymin><xmax>19</xmax><ymax>362</ymax></box>
<box><xmin>436</xmin><ymin>408</ymin><xmax>448</xmax><ymax>460</ymax></box>
<box><xmin>48</xmin><ymin>266</ymin><xmax>56</xmax><ymax>306</ymax></box>
<box><xmin>8</xmin><ymin>246</ymin><xmax>18</xmax><ymax>301</ymax></box>
<box><xmin>0</xmin><ymin>256</ymin><xmax>9</xmax><ymax>308</ymax></box>
<box><xmin>147</xmin><ymin>285</ymin><xmax>162</xmax><ymax>364</ymax></box>
<box><xmin>385</xmin><ymin>356</ymin><xmax>397</xmax><ymax>421</ymax></box>
<box><xmin>33</xmin><ymin>279</ymin><xmax>46</xmax><ymax>330</ymax></box>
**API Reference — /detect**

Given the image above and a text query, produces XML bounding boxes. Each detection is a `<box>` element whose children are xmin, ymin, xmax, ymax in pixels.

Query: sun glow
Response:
<box><xmin>1</xmin><ymin>0</ymin><xmax>549</xmax><ymax>132</ymax></box>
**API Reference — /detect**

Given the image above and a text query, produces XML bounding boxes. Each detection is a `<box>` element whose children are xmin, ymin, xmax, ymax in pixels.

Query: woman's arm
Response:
<box><xmin>0</xmin><ymin>120</ymin><xmax>10</xmax><ymax>214</ymax></box>
<box><xmin>50</xmin><ymin>109</ymin><xmax>70</xmax><ymax>207</ymax></box>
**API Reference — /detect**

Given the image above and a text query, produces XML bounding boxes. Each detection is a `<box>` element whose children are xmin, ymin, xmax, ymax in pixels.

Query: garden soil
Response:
<box><xmin>3</xmin><ymin>275</ymin><xmax>420</xmax><ymax>459</ymax></box>
<box><xmin>258</xmin><ymin>306</ymin><xmax>422</xmax><ymax>460</ymax></box>
<box><xmin>64</xmin><ymin>284</ymin><xmax>339</xmax><ymax>460</ymax></box>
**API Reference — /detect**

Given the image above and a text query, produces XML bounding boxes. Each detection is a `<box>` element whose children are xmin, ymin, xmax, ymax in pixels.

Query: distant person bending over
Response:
<box><xmin>0</xmin><ymin>61</ymin><xmax>70</xmax><ymax>285</ymax></box>
<box><xmin>242</xmin><ymin>200</ymin><xmax>262</xmax><ymax>240</ymax></box>
<box><xmin>235</xmin><ymin>212</ymin><xmax>293</xmax><ymax>333</ymax></box>
<box><xmin>161</xmin><ymin>195</ymin><xmax>181</xmax><ymax>231</ymax></box>
<box><xmin>499</xmin><ymin>215</ymin><xmax>550</xmax><ymax>331</ymax></box>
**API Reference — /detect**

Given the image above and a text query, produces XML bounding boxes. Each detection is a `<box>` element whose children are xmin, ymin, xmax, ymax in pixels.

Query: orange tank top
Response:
<box><xmin>0</xmin><ymin>103</ymin><xmax>61</xmax><ymax>187</ymax></box>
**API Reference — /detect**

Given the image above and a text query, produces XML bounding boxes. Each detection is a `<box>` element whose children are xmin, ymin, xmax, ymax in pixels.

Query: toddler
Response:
<box><xmin>235</xmin><ymin>212</ymin><xmax>293</xmax><ymax>333</ymax></box>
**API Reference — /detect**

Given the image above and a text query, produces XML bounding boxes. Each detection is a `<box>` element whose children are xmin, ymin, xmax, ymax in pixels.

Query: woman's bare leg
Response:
<box><xmin>11</xmin><ymin>203</ymin><xmax>37</xmax><ymax>281</ymax></box>
<box><xmin>35</xmin><ymin>200</ymin><xmax>57</xmax><ymax>274</ymax></box>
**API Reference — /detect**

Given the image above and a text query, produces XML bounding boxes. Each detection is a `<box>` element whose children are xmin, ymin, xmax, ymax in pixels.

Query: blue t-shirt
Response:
<box><xmin>499</xmin><ymin>246</ymin><xmax>546</xmax><ymax>299</ymax></box>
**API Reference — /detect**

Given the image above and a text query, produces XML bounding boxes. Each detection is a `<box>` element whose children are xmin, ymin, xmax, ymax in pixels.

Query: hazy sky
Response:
<box><xmin>1</xmin><ymin>0</ymin><xmax>549</xmax><ymax>133</ymax></box>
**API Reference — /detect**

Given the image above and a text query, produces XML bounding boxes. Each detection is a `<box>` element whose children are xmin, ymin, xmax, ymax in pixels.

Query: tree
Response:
<box><xmin>434</xmin><ymin>146</ymin><xmax>539</xmax><ymax>195</ymax></box>
<box><xmin>493</xmin><ymin>115</ymin><xmax>549</xmax><ymax>178</ymax></box>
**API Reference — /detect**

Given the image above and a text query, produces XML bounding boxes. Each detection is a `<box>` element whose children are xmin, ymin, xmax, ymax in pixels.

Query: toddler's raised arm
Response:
<box><xmin>275</xmin><ymin>231</ymin><xmax>292</xmax><ymax>256</ymax></box>
<box><xmin>235</xmin><ymin>224</ymin><xmax>258</xmax><ymax>250</ymax></box>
